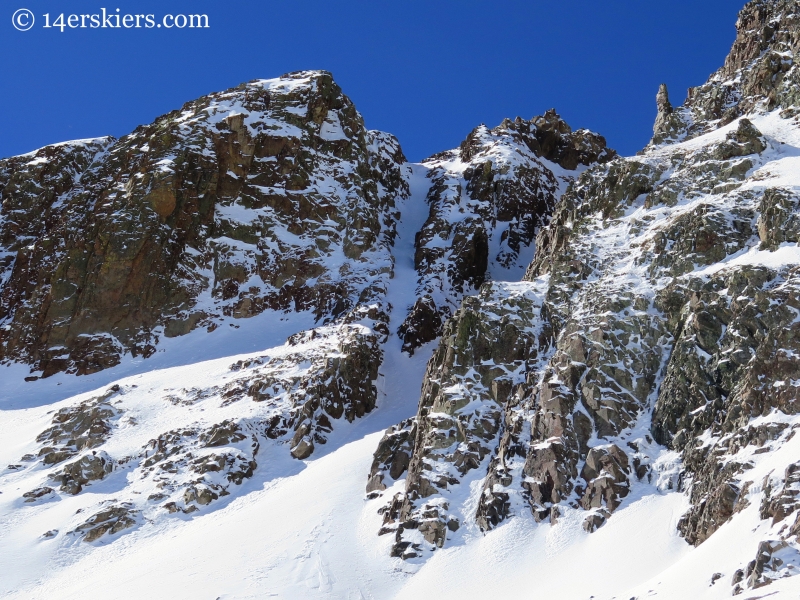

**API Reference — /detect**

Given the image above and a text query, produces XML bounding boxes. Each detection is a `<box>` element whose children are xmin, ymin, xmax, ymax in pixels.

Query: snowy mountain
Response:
<box><xmin>0</xmin><ymin>71</ymin><xmax>407</xmax><ymax>379</ymax></box>
<box><xmin>2</xmin><ymin>1</ymin><xmax>800</xmax><ymax>598</ymax></box>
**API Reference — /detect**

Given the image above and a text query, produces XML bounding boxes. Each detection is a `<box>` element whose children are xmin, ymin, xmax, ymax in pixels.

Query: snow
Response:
<box><xmin>0</xmin><ymin>308</ymin><xmax>318</xmax><ymax>408</ymax></box>
<box><xmin>13</xmin><ymin>137</ymin><xmax>114</xmax><ymax>162</ymax></box>
<box><xmin>0</xmin><ymin>430</ymin><xmax>693</xmax><ymax>600</ymax></box>
<box><xmin>7</xmin><ymin>409</ymin><xmax>787</xmax><ymax>600</ymax></box>
<box><xmin>319</xmin><ymin>113</ymin><xmax>349</xmax><ymax>141</ymax></box>
<box><xmin>693</xmin><ymin>242</ymin><xmax>800</xmax><ymax>277</ymax></box>
<box><xmin>394</xmin><ymin>494</ymin><xmax>691</xmax><ymax>600</ymax></box>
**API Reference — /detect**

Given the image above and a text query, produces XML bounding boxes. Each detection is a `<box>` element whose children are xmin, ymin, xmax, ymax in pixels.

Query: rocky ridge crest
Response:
<box><xmin>399</xmin><ymin>110</ymin><xmax>613</xmax><ymax>353</ymax></box>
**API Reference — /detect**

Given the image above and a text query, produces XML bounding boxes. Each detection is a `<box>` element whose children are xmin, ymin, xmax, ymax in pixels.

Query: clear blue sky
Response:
<box><xmin>1</xmin><ymin>0</ymin><xmax>743</xmax><ymax>161</ymax></box>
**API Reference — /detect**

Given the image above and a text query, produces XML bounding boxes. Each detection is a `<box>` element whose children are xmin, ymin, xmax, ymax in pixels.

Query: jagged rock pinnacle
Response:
<box><xmin>656</xmin><ymin>83</ymin><xmax>673</xmax><ymax>115</ymax></box>
<box><xmin>653</xmin><ymin>83</ymin><xmax>674</xmax><ymax>139</ymax></box>
<box><xmin>652</xmin><ymin>82</ymin><xmax>686</xmax><ymax>145</ymax></box>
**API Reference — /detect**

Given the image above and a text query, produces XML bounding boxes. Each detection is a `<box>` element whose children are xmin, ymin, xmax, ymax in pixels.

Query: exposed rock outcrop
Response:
<box><xmin>653</xmin><ymin>83</ymin><xmax>686</xmax><ymax>145</ymax></box>
<box><xmin>399</xmin><ymin>111</ymin><xmax>614</xmax><ymax>354</ymax></box>
<box><xmin>34</xmin><ymin>388</ymin><xmax>121</xmax><ymax>465</ymax></box>
<box><xmin>71</xmin><ymin>503</ymin><xmax>139</xmax><ymax>542</ymax></box>
<box><xmin>54</xmin><ymin>451</ymin><xmax>114</xmax><ymax>495</ymax></box>
<box><xmin>382</xmin><ymin>282</ymin><xmax>550</xmax><ymax>556</ymax></box>
<box><xmin>5</xmin><ymin>322</ymin><xmax>381</xmax><ymax>538</ymax></box>
<box><xmin>650</xmin><ymin>0</ymin><xmax>800</xmax><ymax>146</ymax></box>
<box><xmin>0</xmin><ymin>70</ymin><xmax>407</xmax><ymax>377</ymax></box>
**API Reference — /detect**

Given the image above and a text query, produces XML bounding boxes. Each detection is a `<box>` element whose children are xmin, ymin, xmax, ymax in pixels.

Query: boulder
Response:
<box><xmin>71</xmin><ymin>504</ymin><xmax>138</xmax><ymax>542</ymax></box>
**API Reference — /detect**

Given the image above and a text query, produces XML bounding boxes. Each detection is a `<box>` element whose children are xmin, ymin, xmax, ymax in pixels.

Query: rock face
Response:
<box><xmin>0</xmin><ymin>73</ymin><xmax>404</xmax><ymax>541</ymax></box>
<box><xmin>656</xmin><ymin>83</ymin><xmax>673</xmax><ymax>116</ymax></box>
<box><xmin>398</xmin><ymin>111</ymin><xmax>614</xmax><ymax>353</ymax></box>
<box><xmin>0</xmin><ymin>70</ymin><xmax>406</xmax><ymax>377</ymax></box>
<box><xmin>368</xmin><ymin>1</ymin><xmax>800</xmax><ymax>587</ymax></box>
<box><xmin>54</xmin><ymin>451</ymin><xmax>114</xmax><ymax>495</ymax></box>
<box><xmin>379</xmin><ymin>282</ymin><xmax>551</xmax><ymax>555</ymax></box>
<box><xmin>71</xmin><ymin>504</ymin><xmax>139</xmax><ymax>542</ymax></box>
<box><xmin>34</xmin><ymin>389</ymin><xmax>121</xmax><ymax>465</ymax></box>
<box><xmin>653</xmin><ymin>83</ymin><xmax>685</xmax><ymax>144</ymax></box>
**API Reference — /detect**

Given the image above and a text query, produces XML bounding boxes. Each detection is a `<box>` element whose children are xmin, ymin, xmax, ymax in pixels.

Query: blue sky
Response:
<box><xmin>1</xmin><ymin>0</ymin><xmax>743</xmax><ymax>161</ymax></box>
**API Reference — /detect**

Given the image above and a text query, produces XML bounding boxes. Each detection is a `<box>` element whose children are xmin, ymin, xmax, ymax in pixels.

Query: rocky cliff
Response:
<box><xmin>0</xmin><ymin>70</ymin><xmax>406</xmax><ymax>378</ymax></box>
<box><xmin>368</xmin><ymin>1</ymin><xmax>800</xmax><ymax>595</ymax></box>
<box><xmin>399</xmin><ymin>110</ymin><xmax>613</xmax><ymax>353</ymax></box>
<box><xmin>0</xmin><ymin>81</ymin><xmax>614</xmax><ymax>547</ymax></box>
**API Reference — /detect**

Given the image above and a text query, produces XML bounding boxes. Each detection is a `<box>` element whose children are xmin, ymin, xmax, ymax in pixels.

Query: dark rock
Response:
<box><xmin>713</xmin><ymin>119</ymin><xmax>767</xmax><ymax>160</ymax></box>
<box><xmin>184</xmin><ymin>485</ymin><xmax>218</xmax><ymax>507</ymax></box>
<box><xmin>678</xmin><ymin>479</ymin><xmax>741</xmax><ymax>545</ymax></box>
<box><xmin>758</xmin><ymin>187</ymin><xmax>800</xmax><ymax>250</ymax></box>
<box><xmin>760</xmin><ymin>462</ymin><xmax>800</xmax><ymax>527</ymax></box>
<box><xmin>528</xmin><ymin>109</ymin><xmax>616</xmax><ymax>170</ymax></box>
<box><xmin>34</xmin><ymin>392</ymin><xmax>119</xmax><ymax>465</ymax></box>
<box><xmin>579</xmin><ymin>445</ymin><xmax>631</xmax><ymax>512</ymax></box>
<box><xmin>200</xmin><ymin>420</ymin><xmax>246</xmax><ymax>447</ymax></box>
<box><xmin>253</xmin><ymin>324</ymin><xmax>382</xmax><ymax>458</ymax></box>
<box><xmin>656</xmin><ymin>83</ymin><xmax>673</xmax><ymax>115</ymax></box>
<box><xmin>71</xmin><ymin>504</ymin><xmax>138</xmax><ymax>542</ymax></box>
<box><xmin>0</xmin><ymin>71</ymin><xmax>408</xmax><ymax>377</ymax></box>
<box><xmin>744</xmin><ymin>540</ymin><xmax>800</xmax><ymax>590</ymax></box>
<box><xmin>366</xmin><ymin>418</ymin><xmax>416</xmax><ymax>493</ymax></box>
<box><xmin>290</xmin><ymin>436</ymin><xmax>314</xmax><ymax>460</ymax></box>
<box><xmin>385</xmin><ymin>282</ymin><xmax>548</xmax><ymax>554</ymax></box>
<box><xmin>53</xmin><ymin>451</ymin><xmax>114</xmax><ymax>495</ymax></box>
<box><xmin>22</xmin><ymin>487</ymin><xmax>54</xmax><ymax>503</ymax></box>
<box><xmin>652</xmin><ymin>84</ymin><xmax>688</xmax><ymax>144</ymax></box>
<box><xmin>582</xmin><ymin>509</ymin><xmax>610</xmax><ymax>533</ymax></box>
<box><xmin>398</xmin><ymin>296</ymin><xmax>448</xmax><ymax>354</ymax></box>
<box><xmin>401</xmin><ymin>112</ymin><xmax>614</xmax><ymax>354</ymax></box>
